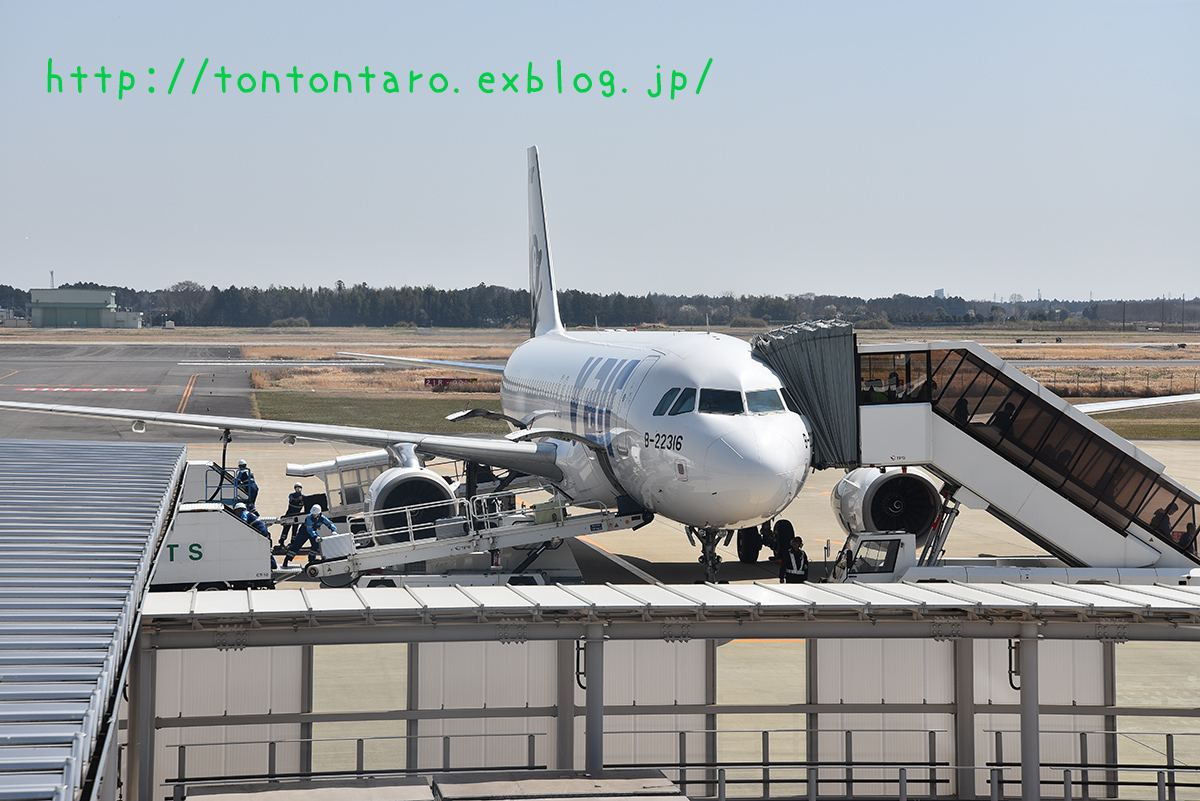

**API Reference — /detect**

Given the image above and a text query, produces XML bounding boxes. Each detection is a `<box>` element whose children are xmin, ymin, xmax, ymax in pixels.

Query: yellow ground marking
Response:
<box><xmin>177</xmin><ymin>373</ymin><xmax>200</xmax><ymax>413</ymax></box>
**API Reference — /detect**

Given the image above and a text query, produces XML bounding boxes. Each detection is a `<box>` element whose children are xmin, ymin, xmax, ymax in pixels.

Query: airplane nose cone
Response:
<box><xmin>702</xmin><ymin>427</ymin><xmax>805</xmax><ymax>525</ymax></box>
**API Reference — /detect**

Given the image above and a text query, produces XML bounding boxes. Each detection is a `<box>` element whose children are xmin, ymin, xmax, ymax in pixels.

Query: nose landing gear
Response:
<box><xmin>687</xmin><ymin>526</ymin><xmax>733</xmax><ymax>582</ymax></box>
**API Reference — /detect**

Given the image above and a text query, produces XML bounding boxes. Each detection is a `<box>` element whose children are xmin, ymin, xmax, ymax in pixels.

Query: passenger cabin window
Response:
<box><xmin>698</xmin><ymin>389</ymin><xmax>744</xmax><ymax>415</ymax></box>
<box><xmin>746</xmin><ymin>389</ymin><xmax>785</xmax><ymax>413</ymax></box>
<box><xmin>668</xmin><ymin>387</ymin><xmax>697</xmax><ymax>416</ymax></box>
<box><xmin>653</xmin><ymin>388</ymin><xmax>681</xmax><ymax>417</ymax></box>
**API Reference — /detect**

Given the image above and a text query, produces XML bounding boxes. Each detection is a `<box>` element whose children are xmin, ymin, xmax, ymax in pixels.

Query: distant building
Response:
<box><xmin>27</xmin><ymin>288</ymin><xmax>143</xmax><ymax>329</ymax></box>
<box><xmin>0</xmin><ymin>307</ymin><xmax>29</xmax><ymax>328</ymax></box>
<box><xmin>933</xmin><ymin>288</ymin><xmax>945</xmax><ymax>299</ymax></box>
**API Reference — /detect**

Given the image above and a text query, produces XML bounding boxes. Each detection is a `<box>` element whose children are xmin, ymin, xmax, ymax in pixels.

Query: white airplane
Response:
<box><xmin>0</xmin><ymin>147</ymin><xmax>813</xmax><ymax>579</ymax></box>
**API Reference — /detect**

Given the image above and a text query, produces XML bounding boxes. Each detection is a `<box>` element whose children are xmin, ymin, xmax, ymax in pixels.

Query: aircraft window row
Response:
<box><xmin>900</xmin><ymin>346</ymin><xmax>1200</xmax><ymax>557</ymax></box>
<box><xmin>670</xmin><ymin>387</ymin><xmax>697</xmax><ymax>416</ymax></box>
<box><xmin>653</xmin><ymin>388</ymin><xmax>680</xmax><ymax>416</ymax></box>
<box><xmin>652</xmin><ymin>387</ymin><xmax>790</xmax><ymax>417</ymax></box>
<box><xmin>747</xmin><ymin>389</ymin><xmax>786</xmax><ymax>413</ymax></box>
<box><xmin>699</xmin><ymin>389</ymin><xmax>744</xmax><ymax>415</ymax></box>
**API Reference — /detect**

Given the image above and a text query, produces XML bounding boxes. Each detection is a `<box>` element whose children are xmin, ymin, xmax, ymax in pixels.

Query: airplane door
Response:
<box><xmin>613</xmin><ymin>355</ymin><xmax>659</xmax><ymax>422</ymax></box>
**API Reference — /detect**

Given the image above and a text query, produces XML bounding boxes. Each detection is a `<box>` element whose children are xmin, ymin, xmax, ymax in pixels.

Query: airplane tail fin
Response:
<box><xmin>528</xmin><ymin>146</ymin><xmax>564</xmax><ymax>337</ymax></box>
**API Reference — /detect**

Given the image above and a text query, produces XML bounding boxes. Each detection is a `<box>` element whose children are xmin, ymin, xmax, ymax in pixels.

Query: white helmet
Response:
<box><xmin>294</xmin><ymin>482</ymin><xmax>302</xmax><ymax>489</ymax></box>
<box><xmin>310</xmin><ymin>504</ymin><xmax>322</xmax><ymax>515</ymax></box>
<box><xmin>234</xmin><ymin>502</ymin><xmax>246</xmax><ymax>511</ymax></box>
<box><xmin>238</xmin><ymin>459</ymin><xmax>247</xmax><ymax>467</ymax></box>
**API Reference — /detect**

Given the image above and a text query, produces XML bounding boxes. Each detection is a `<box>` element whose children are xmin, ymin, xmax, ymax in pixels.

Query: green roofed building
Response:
<box><xmin>28</xmin><ymin>288</ymin><xmax>143</xmax><ymax>328</ymax></box>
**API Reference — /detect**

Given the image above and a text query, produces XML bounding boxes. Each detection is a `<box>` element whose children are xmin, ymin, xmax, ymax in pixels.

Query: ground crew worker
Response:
<box><xmin>234</xmin><ymin>459</ymin><xmax>259</xmax><ymax>508</ymax></box>
<box><xmin>235</xmin><ymin>502</ymin><xmax>271</xmax><ymax>538</ymax></box>
<box><xmin>283</xmin><ymin>504</ymin><xmax>337</xmax><ymax>568</ymax></box>
<box><xmin>281</xmin><ymin>482</ymin><xmax>305</xmax><ymax>548</ymax></box>
<box><xmin>781</xmin><ymin>537</ymin><xmax>809</xmax><ymax>583</ymax></box>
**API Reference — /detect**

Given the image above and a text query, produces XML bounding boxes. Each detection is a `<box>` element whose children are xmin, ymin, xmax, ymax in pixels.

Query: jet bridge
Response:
<box><xmin>857</xmin><ymin>341</ymin><xmax>1200</xmax><ymax>568</ymax></box>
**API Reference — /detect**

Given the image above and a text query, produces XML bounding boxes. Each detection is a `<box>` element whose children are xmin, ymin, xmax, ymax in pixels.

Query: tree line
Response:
<box><xmin>1</xmin><ymin>281</ymin><xmax>1195</xmax><ymax>330</ymax></box>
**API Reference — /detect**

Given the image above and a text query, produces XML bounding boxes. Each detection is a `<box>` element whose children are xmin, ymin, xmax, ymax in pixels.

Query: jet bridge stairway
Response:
<box><xmin>856</xmin><ymin>341</ymin><xmax>1200</xmax><ymax>568</ymax></box>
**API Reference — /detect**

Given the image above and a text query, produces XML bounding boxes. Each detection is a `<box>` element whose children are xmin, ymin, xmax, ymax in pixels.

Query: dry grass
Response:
<box><xmin>1017</xmin><ymin>365</ymin><xmax>1200</xmax><ymax>398</ymax></box>
<box><xmin>1087</xmin><ymin>401</ymin><xmax>1200</xmax><ymax>439</ymax></box>
<box><xmin>254</xmin><ymin>392</ymin><xmax>509</xmax><ymax>434</ymax></box>
<box><xmin>251</xmin><ymin>367</ymin><xmax>501</xmax><ymax>394</ymax></box>
<box><xmin>250</xmin><ymin>369</ymin><xmax>499</xmax><ymax>393</ymax></box>
<box><xmin>992</xmin><ymin>345</ymin><xmax>1194</xmax><ymax>361</ymax></box>
<box><xmin>241</xmin><ymin>344</ymin><xmax>515</xmax><ymax>361</ymax></box>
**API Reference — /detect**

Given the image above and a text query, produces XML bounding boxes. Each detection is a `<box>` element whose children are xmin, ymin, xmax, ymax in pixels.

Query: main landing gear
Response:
<box><xmin>734</xmin><ymin>519</ymin><xmax>795</xmax><ymax>565</ymax></box>
<box><xmin>692</xmin><ymin>519</ymin><xmax>799</xmax><ymax>581</ymax></box>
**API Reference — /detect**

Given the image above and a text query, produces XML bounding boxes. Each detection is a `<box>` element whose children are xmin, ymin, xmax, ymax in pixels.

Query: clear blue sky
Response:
<box><xmin>1</xmin><ymin>1</ymin><xmax>1197</xmax><ymax>302</ymax></box>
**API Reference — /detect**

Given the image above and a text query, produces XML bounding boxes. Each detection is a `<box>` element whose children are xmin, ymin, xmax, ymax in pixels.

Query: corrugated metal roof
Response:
<box><xmin>0</xmin><ymin>440</ymin><xmax>185</xmax><ymax>800</ymax></box>
<box><xmin>143</xmin><ymin>580</ymin><xmax>1200</xmax><ymax>628</ymax></box>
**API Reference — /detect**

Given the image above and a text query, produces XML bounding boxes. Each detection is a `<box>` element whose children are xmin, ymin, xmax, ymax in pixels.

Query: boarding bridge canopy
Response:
<box><xmin>752</xmin><ymin>321</ymin><xmax>858</xmax><ymax>468</ymax></box>
<box><xmin>0</xmin><ymin>439</ymin><xmax>186</xmax><ymax>800</ymax></box>
<box><xmin>859</xmin><ymin>344</ymin><xmax>1200</xmax><ymax>562</ymax></box>
<box><xmin>142</xmin><ymin>581</ymin><xmax>1200</xmax><ymax>632</ymax></box>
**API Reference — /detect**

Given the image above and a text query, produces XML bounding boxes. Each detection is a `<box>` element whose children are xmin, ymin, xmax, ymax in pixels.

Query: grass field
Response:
<box><xmin>253</xmin><ymin>392</ymin><xmax>510</xmax><ymax>434</ymax></box>
<box><xmin>1084</xmin><ymin>401</ymin><xmax>1200</xmax><ymax>440</ymax></box>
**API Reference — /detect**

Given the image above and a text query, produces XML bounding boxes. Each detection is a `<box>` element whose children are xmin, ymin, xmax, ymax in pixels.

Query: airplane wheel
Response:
<box><xmin>736</xmin><ymin>527</ymin><xmax>763</xmax><ymax>563</ymax></box>
<box><xmin>772</xmin><ymin>519</ymin><xmax>795</xmax><ymax>556</ymax></box>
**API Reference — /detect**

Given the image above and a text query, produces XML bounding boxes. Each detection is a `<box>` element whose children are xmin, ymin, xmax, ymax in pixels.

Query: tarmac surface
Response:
<box><xmin>0</xmin><ymin>342</ymin><xmax>255</xmax><ymax>441</ymax></box>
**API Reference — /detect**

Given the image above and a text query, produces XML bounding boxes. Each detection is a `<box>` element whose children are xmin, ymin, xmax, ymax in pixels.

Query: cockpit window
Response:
<box><xmin>668</xmin><ymin>387</ymin><xmax>697</xmax><ymax>416</ymax></box>
<box><xmin>698</xmin><ymin>389</ymin><xmax>744</xmax><ymax>415</ymax></box>
<box><xmin>780</xmin><ymin>386</ymin><xmax>802</xmax><ymax>414</ymax></box>
<box><xmin>746</xmin><ymin>389</ymin><xmax>785</xmax><ymax>413</ymax></box>
<box><xmin>653</xmin><ymin>388</ymin><xmax>681</xmax><ymax>417</ymax></box>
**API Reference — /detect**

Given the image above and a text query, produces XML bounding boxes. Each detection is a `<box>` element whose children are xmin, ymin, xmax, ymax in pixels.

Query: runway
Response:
<box><xmin>0</xmin><ymin>342</ymin><xmax>256</xmax><ymax>441</ymax></box>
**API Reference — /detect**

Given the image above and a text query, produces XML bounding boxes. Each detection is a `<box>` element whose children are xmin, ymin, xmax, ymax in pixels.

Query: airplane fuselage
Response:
<box><xmin>501</xmin><ymin>329</ymin><xmax>812</xmax><ymax>529</ymax></box>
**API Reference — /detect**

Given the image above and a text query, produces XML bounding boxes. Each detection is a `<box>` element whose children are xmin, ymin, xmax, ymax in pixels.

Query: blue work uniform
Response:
<box><xmin>282</xmin><ymin>489</ymin><xmax>305</xmax><ymax>543</ymax></box>
<box><xmin>286</xmin><ymin>511</ymin><xmax>336</xmax><ymax>560</ymax></box>
<box><xmin>235</xmin><ymin>465</ymin><xmax>259</xmax><ymax>507</ymax></box>
<box><xmin>238</xmin><ymin>508</ymin><xmax>277</xmax><ymax>568</ymax></box>
<box><xmin>239</xmin><ymin>508</ymin><xmax>271</xmax><ymax>538</ymax></box>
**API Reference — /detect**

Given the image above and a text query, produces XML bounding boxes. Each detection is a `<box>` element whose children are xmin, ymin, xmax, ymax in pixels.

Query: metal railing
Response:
<box><xmin>160</xmin><ymin>724</ymin><xmax>1200</xmax><ymax>799</ymax></box>
<box><xmin>345</xmin><ymin>488</ymin><xmax>541</xmax><ymax>549</ymax></box>
<box><xmin>987</xmin><ymin>728</ymin><xmax>1200</xmax><ymax>800</ymax></box>
<box><xmin>166</xmin><ymin>730</ymin><xmax>546</xmax><ymax>798</ymax></box>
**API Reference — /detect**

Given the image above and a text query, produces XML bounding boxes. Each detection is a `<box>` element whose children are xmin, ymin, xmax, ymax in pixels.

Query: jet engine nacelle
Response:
<box><xmin>831</xmin><ymin>467</ymin><xmax>941</xmax><ymax>543</ymax></box>
<box><xmin>364</xmin><ymin>466</ymin><xmax>458</xmax><ymax>537</ymax></box>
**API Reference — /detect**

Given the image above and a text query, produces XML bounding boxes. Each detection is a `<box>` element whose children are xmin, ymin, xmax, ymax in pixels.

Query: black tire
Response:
<box><xmin>772</xmin><ymin>519</ymin><xmax>795</xmax><ymax>556</ymax></box>
<box><xmin>736</xmin><ymin>527</ymin><xmax>763</xmax><ymax>563</ymax></box>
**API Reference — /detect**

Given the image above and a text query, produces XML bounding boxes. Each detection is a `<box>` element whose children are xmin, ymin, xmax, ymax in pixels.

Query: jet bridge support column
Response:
<box><xmin>556</xmin><ymin>639</ymin><xmax>576</xmax><ymax>769</ymax></box>
<box><xmin>584</xmin><ymin>623</ymin><xmax>605</xmax><ymax>773</ymax></box>
<box><xmin>1019</xmin><ymin>622</ymin><xmax>1041</xmax><ymax>801</ymax></box>
<box><xmin>127</xmin><ymin>632</ymin><xmax>156</xmax><ymax>801</ymax></box>
<box><xmin>954</xmin><ymin>639</ymin><xmax>977</xmax><ymax>799</ymax></box>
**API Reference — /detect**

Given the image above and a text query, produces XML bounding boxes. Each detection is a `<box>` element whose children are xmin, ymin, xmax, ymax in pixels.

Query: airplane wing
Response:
<box><xmin>0</xmin><ymin>400</ymin><xmax>562</xmax><ymax>481</ymax></box>
<box><xmin>339</xmin><ymin>351</ymin><xmax>506</xmax><ymax>376</ymax></box>
<box><xmin>1076</xmin><ymin>393</ymin><xmax>1200</xmax><ymax>415</ymax></box>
